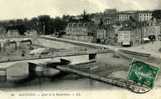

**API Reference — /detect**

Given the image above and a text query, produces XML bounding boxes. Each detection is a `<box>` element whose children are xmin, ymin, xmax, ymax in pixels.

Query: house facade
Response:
<box><xmin>64</xmin><ymin>22</ymin><xmax>96</xmax><ymax>42</ymax></box>
<box><xmin>135</xmin><ymin>11</ymin><xmax>153</xmax><ymax>22</ymax></box>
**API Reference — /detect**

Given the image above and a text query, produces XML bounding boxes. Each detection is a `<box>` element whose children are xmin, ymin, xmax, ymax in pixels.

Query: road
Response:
<box><xmin>41</xmin><ymin>35</ymin><xmax>161</xmax><ymax>58</ymax></box>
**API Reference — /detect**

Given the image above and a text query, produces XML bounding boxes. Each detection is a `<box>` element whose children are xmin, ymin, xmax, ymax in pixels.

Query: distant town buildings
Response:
<box><xmin>64</xmin><ymin>22</ymin><xmax>96</xmax><ymax>42</ymax></box>
<box><xmin>118</xmin><ymin>10</ymin><xmax>153</xmax><ymax>22</ymax></box>
<box><xmin>0</xmin><ymin>8</ymin><xmax>160</xmax><ymax>47</ymax></box>
<box><xmin>137</xmin><ymin>25</ymin><xmax>160</xmax><ymax>40</ymax></box>
<box><xmin>118</xmin><ymin>12</ymin><xmax>132</xmax><ymax>22</ymax></box>
<box><xmin>63</xmin><ymin>9</ymin><xmax>161</xmax><ymax>46</ymax></box>
<box><xmin>96</xmin><ymin>27</ymin><xmax>108</xmax><ymax>44</ymax></box>
<box><xmin>103</xmin><ymin>9</ymin><xmax>118</xmax><ymax>25</ymax></box>
<box><xmin>117</xmin><ymin>22</ymin><xmax>160</xmax><ymax>46</ymax></box>
<box><xmin>96</xmin><ymin>25</ymin><xmax>116</xmax><ymax>45</ymax></box>
<box><xmin>117</xmin><ymin>27</ymin><xmax>132</xmax><ymax>46</ymax></box>
<box><xmin>91</xmin><ymin>9</ymin><xmax>154</xmax><ymax>25</ymax></box>
<box><xmin>135</xmin><ymin>11</ymin><xmax>153</xmax><ymax>22</ymax></box>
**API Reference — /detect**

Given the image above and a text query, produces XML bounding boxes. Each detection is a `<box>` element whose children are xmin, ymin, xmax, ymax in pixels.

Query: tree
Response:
<box><xmin>17</xmin><ymin>24</ymin><xmax>27</xmax><ymax>35</ymax></box>
<box><xmin>81</xmin><ymin>10</ymin><xmax>91</xmax><ymax>22</ymax></box>
<box><xmin>98</xmin><ymin>18</ymin><xmax>104</xmax><ymax>26</ymax></box>
<box><xmin>53</xmin><ymin>17</ymin><xmax>68</xmax><ymax>33</ymax></box>
<box><xmin>0</xmin><ymin>14</ymin><xmax>69</xmax><ymax>36</ymax></box>
<box><xmin>152</xmin><ymin>10</ymin><xmax>161</xmax><ymax>19</ymax></box>
<box><xmin>38</xmin><ymin>15</ymin><xmax>51</xmax><ymax>35</ymax></box>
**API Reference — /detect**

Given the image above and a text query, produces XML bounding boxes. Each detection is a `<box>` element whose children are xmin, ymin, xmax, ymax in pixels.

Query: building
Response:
<box><xmin>118</xmin><ymin>12</ymin><xmax>132</xmax><ymax>22</ymax></box>
<box><xmin>117</xmin><ymin>26</ymin><xmax>142</xmax><ymax>46</ymax></box>
<box><xmin>118</xmin><ymin>10</ymin><xmax>153</xmax><ymax>22</ymax></box>
<box><xmin>92</xmin><ymin>9</ymin><xmax>154</xmax><ymax>25</ymax></box>
<box><xmin>103</xmin><ymin>9</ymin><xmax>118</xmax><ymax>25</ymax></box>
<box><xmin>96</xmin><ymin>27</ymin><xmax>107</xmax><ymax>44</ymax></box>
<box><xmin>117</xmin><ymin>10</ymin><xmax>153</xmax><ymax>23</ymax></box>
<box><xmin>96</xmin><ymin>25</ymin><xmax>116</xmax><ymax>45</ymax></box>
<box><xmin>140</xmin><ymin>25</ymin><xmax>160</xmax><ymax>40</ymax></box>
<box><xmin>64</xmin><ymin>9</ymin><xmax>160</xmax><ymax>45</ymax></box>
<box><xmin>135</xmin><ymin>11</ymin><xmax>153</xmax><ymax>22</ymax></box>
<box><xmin>91</xmin><ymin>9</ymin><xmax>118</xmax><ymax>25</ymax></box>
<box><xmin>118</xmin><ymin>24</ymin><xmax>161</xmax><ymax>46</ymax></box>
<box><xmin>104</xmin><ymin>9</ymin><xmax>117</xmax><ymax>14</ymax></box>
<box><xmin>118</xmin><ymin>10</ymin><xmax>139</xmax><ymax>22</ymax></box>
<box><xmin>132</xmin><ymin>28</ymin><xmax>142</xmax><ymax>45</ymax></box>
<box><xmin>118</xmin><ymin>27</ymin><xmax>132</xmax><ymax>46</ymax></box>
<box><xmin>64</xmin><ymin>22</ymin><xmax>96</xmax><ymax>42</ymax></box>
<box><xmin>91</xmin><ymin>13</ymin><xmax>103</xmax><ymax>25</ymax></box>
<box><xmin>103</xmin><ymin>14</ymin><xmax>118</xmax><ymax>25</ymax></box>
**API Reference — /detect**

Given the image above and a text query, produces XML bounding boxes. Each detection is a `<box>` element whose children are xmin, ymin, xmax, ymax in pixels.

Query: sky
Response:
<box><xmin>0</xmin><ymin>0</ymin><xmax>160</xmax><ymax>20</ymax></box>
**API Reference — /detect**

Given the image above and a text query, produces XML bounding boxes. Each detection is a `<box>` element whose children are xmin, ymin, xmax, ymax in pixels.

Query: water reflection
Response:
<box><xmin>0</xmin><ymin>73</ymin><xmax>119</xmax><ymax>91</ymax></box>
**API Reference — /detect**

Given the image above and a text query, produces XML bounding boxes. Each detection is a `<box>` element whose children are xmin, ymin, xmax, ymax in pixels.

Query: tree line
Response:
<box><xmin>0</xmin><ymin>10</ymin><xmax>91</xmax><ymax>35</ymax></box>
<box><xmin>0</xmin><ymin>15</ymin><xmax>71</xmax><ymax>35</ymax></box>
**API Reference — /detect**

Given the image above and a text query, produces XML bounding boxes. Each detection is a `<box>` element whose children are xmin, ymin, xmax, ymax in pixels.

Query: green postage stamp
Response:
<box><xmin>128</xmin><ymin>59</ymin><xmax>160</xmax><ymax>88</ymax></box>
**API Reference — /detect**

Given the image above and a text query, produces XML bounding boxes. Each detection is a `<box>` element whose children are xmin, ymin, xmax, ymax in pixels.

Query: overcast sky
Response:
<box><xmin>0</xmin><ymin>0</ymin><xmax>160</xmax><ymax>20</ymax></box>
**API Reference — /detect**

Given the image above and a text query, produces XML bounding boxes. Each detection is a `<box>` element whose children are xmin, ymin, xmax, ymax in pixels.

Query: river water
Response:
<box><xmin>1</xmin><ymin>77</ymin><xmax>121</xmax><ymax>91</ymax></box>
<box><xmin>0</xmin><ymin>53</ymin><xmax>129</xmax><ymax>91</ymax></box>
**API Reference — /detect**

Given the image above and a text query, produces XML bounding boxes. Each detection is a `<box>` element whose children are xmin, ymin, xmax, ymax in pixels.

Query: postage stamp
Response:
<box><xmin>128</xmin><ymin>59</ymin><xmax>160</xmax><ymax>88</ymax></box>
